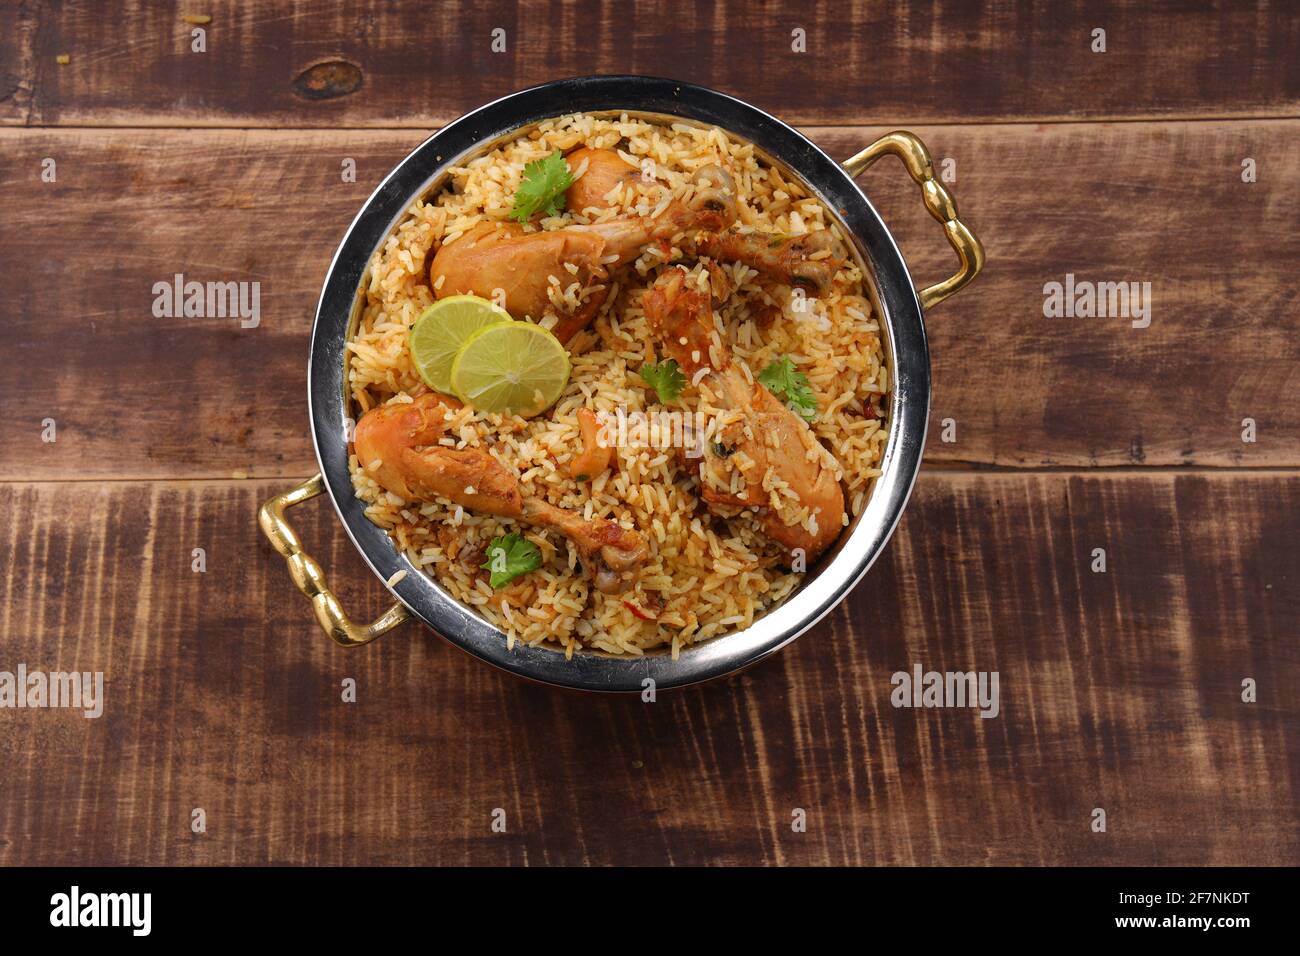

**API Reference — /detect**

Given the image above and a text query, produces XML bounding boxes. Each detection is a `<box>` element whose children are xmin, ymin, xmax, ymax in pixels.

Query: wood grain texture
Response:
<box><xmin>5</xmin><ymin>0</ymin><xmax>1299</xmax><ymax>127</ymax></box>
<box><xmin>0</xmin><ymin>2</ymin><xmax>37</xmax><ymax>124</ymax></box>
<box><xmin>0</xmin><ymin>121</ymin><xmax>1295</xmax><ymax>479</ymax></box>
<box><xmin>0</xmin><ymin>472</ymin><xmax>1294</xmax><ymax>866</ymax></box>
<box><xmin>1</xmin><ymin>1</ymin><xmax>1295</xmax><ymax>871</ymax></box>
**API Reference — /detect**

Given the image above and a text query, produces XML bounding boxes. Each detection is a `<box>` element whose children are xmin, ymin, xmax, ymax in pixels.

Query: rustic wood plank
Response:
<box><xmin>0</xmin><ymin>472</ymin><xmax>1294</xmax><ymax>865</ymax></box>
<box><xmin>865</xmin><ymin>119</ymin><xmax>1300</xmax><ymax>469</ymax></box>
<box><xmin>1</xmin><ymin>121</ymin><xmax>1295</xmax><ymax>478</ymax></box>
<box><xmin>0</xmin><ymin>2</ymin><xmax>38</xmax><ymax>124</ymax></box>
<box><xmin>5</xmin><ymin>0</ymin><xmax>1298</xmax><ymax>127</ymax></box>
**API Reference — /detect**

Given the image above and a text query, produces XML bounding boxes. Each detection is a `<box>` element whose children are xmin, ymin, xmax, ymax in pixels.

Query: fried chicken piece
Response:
<box><xmin>694</xmin><ymin>227</ymin><xmax>845</xmax><ymax>295</ymax></box>
<box><xmin>642</xmin><ymin>269</ymin><xmax>844</xmax><ymax>559</ymax></box>
<box><xmin>430</xmin><ymin>165</ymin><xmax>738</xmax><ymax>342</ymax></box>
<box><xmin>354</xmin><ymin>393</ymin><xmax>646</xmax><ymax>592</ymax></box>
<box><xmin>565</xmin><ymin>146</ymin><xmax>643</xmax><ymax>213</ymax></box>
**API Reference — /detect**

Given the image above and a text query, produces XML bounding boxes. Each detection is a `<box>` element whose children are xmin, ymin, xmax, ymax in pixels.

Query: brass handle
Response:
<box><xmin>842</xmin><ymin>130</ymin><xmax>985</xmax><ymax>311</ymax></box>
<box><xmin>258</xmin><ymin>474</ymin><xmax>409</xmax><ymax>646</ymax></box>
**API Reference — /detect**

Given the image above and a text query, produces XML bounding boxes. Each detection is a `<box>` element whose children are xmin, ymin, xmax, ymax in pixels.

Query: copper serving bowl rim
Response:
<box><xmin>304</xmin><ymin>75</ymin><xmax>934</xmax><ymax>691</ymax></box>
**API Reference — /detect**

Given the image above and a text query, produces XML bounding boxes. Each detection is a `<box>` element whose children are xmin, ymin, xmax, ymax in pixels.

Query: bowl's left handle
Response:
<box><xmin>258</xmin><ymin>474</ymin><xmax>409</xmax><ymax>647</ymax></box>
<box><xmin>842</xmin><ymin>130</ymin><xmax>985</xmax><ymax>312</ymax></box>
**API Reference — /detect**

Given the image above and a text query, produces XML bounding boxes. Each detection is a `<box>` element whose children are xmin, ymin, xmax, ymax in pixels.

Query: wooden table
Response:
<box><xmin>0</xmin><ymin>1</ymin><xmax>1295</xmax><ymax>866</ymax></box>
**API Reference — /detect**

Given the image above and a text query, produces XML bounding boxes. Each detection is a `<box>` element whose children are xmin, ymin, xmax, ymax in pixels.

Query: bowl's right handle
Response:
<box><xmin>258</xmin><ymin>474</ymin><xmax>409</xmax><ymax>646</ymax></box>
<box><xmin>842</xmin><ymin>130</ymin><xmax>986</xmax><ymax>311</ymax></box>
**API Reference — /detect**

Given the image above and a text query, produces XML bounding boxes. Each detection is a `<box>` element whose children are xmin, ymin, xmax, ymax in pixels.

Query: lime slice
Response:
<box><xmin>409</xmin><ymin>295</ymin><xmax>512</xmax><ymax>393</ymax></box>
<box><xmin>450</xmin><ymin>322</ymin><xmax>571</xmax><ymax>417</ymax></box>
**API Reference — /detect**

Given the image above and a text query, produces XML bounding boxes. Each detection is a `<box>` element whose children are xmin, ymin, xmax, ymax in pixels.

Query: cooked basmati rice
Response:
<box><xmin>347</xmin><ymin>113</ymin><xmax>888</xmax><ymax>658</ymax></box>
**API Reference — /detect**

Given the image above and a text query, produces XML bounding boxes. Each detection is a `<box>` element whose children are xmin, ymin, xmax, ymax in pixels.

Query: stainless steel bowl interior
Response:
<box><xmin>309</xmin><ymin>76</ymin><xmax>928</xmax><ymax>690</ymax></box>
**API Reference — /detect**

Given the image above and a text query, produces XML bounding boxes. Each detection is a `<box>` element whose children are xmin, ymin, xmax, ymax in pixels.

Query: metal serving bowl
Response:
<box><xmin>259</xmin><ymin>75</ymin><xmax>983</xmax><ymax>691</ymax></box>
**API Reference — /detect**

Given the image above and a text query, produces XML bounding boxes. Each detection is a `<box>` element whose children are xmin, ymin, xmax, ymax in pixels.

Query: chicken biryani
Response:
<box><xmin>346</xmin><ymin>112</ymin><xmax>888</xmax><ymax>658</ymax></box>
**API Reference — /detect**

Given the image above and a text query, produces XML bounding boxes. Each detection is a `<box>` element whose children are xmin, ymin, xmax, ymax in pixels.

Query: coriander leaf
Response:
<box><xmin>637</xmin><ymin>358</ymin><xmax>686</xmax><ymax>403</ymax></box>
<box><xmin>758</xmin><ymin>356</ymin><xmax>818</xmax><ymax>422</ymax></box>
<box><xmin>756</xmin><ymin>356</ymin><xmax>797</xmax><ymax>395</ymax></box>
<box><xmin>510</xmin><ymin>151</ymin><xmax>575</xmax><ymax>223</ymax></box>
<box><xmin>481</xmin><ymin>531</ymin><xmax>542</xmax><ymax>588</ymax></box>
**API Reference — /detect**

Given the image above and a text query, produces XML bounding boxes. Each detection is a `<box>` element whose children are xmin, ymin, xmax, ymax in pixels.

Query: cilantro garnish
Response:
<box><xmin>482</xmin><ymin>532</ymin><xmax>542</xmax><ymax>588</ymax></box>
<box><xmin>509</xmin><ymin>151</ymin><xmax>575</xmax><ymax>222</ymax></box>
<box><xmin>758</xmin><ymin>356</ymin><xmax>818</xmax><ymax>422</ymax></box>
<box><xmin>638</xmin><ymin>359</ymin><xmax>687</xmax><ymax>403</ymax></box>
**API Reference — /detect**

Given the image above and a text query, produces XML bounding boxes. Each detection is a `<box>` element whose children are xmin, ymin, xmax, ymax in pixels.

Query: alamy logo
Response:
<box><xmin>50</xmin><ymin>886</ymin><xmax>151</xmax><ymax>936</ymax></box>
<box><xmin>0</xmin><ymin>664</ymin><xmax>104</xmax><ymax>718</ymax></box>
<box><xmin>152</xmin><ymin>272</ymin><xmax>261</xmax><ymax>328</ymax></box>
<box><xmin>890</xmin><ymin>664</ymin><xmax>1000</xmax><ymax>718</ymax></box>
<box><xmin>596</xmin><ymin>407</ymin><xmax>708</xmax><ymax>457</ymax></box>
<box><xmin>1042</xmin><ymin>272</ymin><xmax>1151</xmax><ymax>328</ymax></box>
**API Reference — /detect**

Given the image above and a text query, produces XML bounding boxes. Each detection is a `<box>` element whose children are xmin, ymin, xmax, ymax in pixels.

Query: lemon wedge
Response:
<box><xmin>408</xmin><ymin>294</ymin><xmax>511</xmax><ymax>393</ymax></box>
<box><xmin>450</xmin><ymin>322</ymin><xmax>570</xmax><ymax>417</ymax></box>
